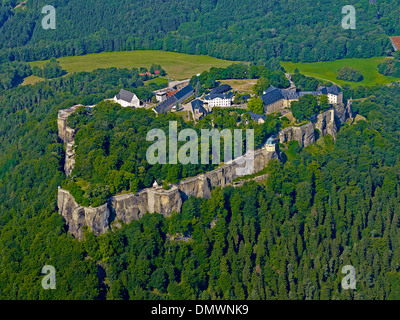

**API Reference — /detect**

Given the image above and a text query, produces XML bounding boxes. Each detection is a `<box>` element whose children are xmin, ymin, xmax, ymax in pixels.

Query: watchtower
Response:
<box><xmin>264</xmin><ymin>137</ymin><xmax>276</xmax><ymax>152</ymax></box>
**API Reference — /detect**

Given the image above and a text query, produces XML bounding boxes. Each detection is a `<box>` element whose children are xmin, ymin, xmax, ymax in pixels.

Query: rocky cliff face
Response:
<box><xmin>279</xmin><ymin>101</ymin><xmax>352</xmax><ymax>147</ymax></box>
<box><xmin>110</xmin><ymin>191</ymin><xmax>149</xmax><ymax>225</ymax></box>
<box><xmin>334</xmin><ymin>99</ymin><xmax>353</xmax><ymax>125</ymax></box>
<box><xmin>147</xmin><ymin>186</ymin><xmax>183</xmax><ymax>217</ymax></box>
<box><xmin>58</xmin><ymin>109</ymin><xmax>77</xmax><ymax>176</ymax></box>
<box><xmin>57</xmin><ymin>188</ymin><xmax>110</xmax><ymax>239</ymax></box>
<box><xmin>279</xmin><ymin>122</ymin><xmax>315</xmax><ymax>147</ymax></box>
<box><xmin>179</xmin><ymin>175</ymin><xmax>211</xmax><ymax>200</ymax></box>
<box><xmin>315</xmin><ymin>109</ymin><xmax>337</xmax><ymax>139</ymax></box>
<box><xmin>58</xmin><ymin>186</ymin><xmax>184</xmax><ymax>239</ymax></box>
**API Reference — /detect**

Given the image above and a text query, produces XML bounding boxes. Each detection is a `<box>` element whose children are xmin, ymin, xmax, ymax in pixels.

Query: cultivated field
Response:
<box><xmin>221</xmin><ymin>79</ymin><xmax>257</xmax><ymax>93</ymax></box>
<box><xmin>27</xmin><ymin>50</ymin><xmax>235</xmax><ymax>82</ymax></box>
<box><xmin>281</xmin><ymin>57</ymin><xmax>400</xmax><ymax>88</ymax></box>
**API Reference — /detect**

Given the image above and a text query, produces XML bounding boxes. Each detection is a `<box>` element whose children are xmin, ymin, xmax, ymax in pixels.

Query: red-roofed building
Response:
<box><xmin>154</xmin><ymin>70</ymin><xmax>160</xmax><ymax>75</ymax></box>
<box><xmin>166</xmin><ymin>89</ymin><xmax>178</xmax><ymax>98</ymax></box>
<box><xmin>139</xmin><ymin>72</ymin><xmax>152</xmax><ymax>77</ymax></box>
<box><xmin>390</xmin><ymin>36</ymin><xmax>400</xmax><ymax>51</ymax></box>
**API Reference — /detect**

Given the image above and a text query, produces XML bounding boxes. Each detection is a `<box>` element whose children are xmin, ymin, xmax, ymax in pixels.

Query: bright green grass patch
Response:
<box><xmin>174</xmin><ymin>110</ymin><xmax>192</xmax><ymax>122</ymax></box>
<box><xmin>145</xmin><ymin>77</ymin><xmax>168</xmax><ymax>86</ymax></box>
<box><xmin>281</xmin><ymin>57</ymin><xmax>400</xmax><ymax>88</ymax></box>
<box><xmin>29</xmin><ymin>50</ymin><xmax>235</xmax><ymax>80</ymax></box>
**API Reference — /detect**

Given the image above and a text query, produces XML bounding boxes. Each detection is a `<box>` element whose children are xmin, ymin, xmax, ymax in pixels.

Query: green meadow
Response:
<box><xmin>145</xmin><ymin>77</ymin><xmax>169</xmax><ymax>86</ymax></box>
<box><xmin>24</xmin><ymin>50</ymin><xmax>234</xmax><ymax>85</ymax></box>
<box><xmin>22</xmin><ymin>52</ymin><xmax>399</xmax><ymax>89</ymax></box>
<box><xmin>281</xmin><ymin>57</ymin><xmax>400</xmax><ymax>88</ymax></box>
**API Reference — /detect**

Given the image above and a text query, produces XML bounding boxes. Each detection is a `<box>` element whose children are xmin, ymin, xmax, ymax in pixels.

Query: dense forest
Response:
<box><xmin>2</xmin><ymin>0</ymin><xmax>400</xmax><ymax>301</ymax></box>
<box><xmin>378</xmin><ymin>57</ymin><xmax>400</xmax><ymax>77</ymax></box>
<box><xmin>0</xmin><ymin>0</ymin><xmax>398</xmax><ymax>64</ymax></box>
<box><xmin>31</xmin><ymin>57</ymin><xmax>66</xmax><ymax>79</ymax></box>
<box><xmin>0</xmin><ymin>61</ymin><xmax>32</xmax><ymax>90</ymax></box>
<box><xmin>1</xmin><ymin>61</ymin><xmax>400</xmax><ymax>299</ymax></box>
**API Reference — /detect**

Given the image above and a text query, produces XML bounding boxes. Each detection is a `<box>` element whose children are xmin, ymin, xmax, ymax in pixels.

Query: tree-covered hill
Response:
<box><xmin>0</xmin><ymin>0</ymin><xmax>399</xmax><ymax>64</ymax></box>
<box><xmin>77</xmin><ymin>84</ymin><xmax>400</xmax><ymax>300</ymax></box>
<box><xmin>3</xmin><ymin>69</ymin><xmax>400</xmax><ymax>298</ymax></box>
<box><xmin>63</xmin><ymin>101</ymin><xmax>282</xmax><ymax>207</ymax></box>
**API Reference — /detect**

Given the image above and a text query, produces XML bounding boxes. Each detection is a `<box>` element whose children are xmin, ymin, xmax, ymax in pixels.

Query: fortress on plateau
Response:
<box><xmin>57</xmin><ymin>99</ymin><xmax>353</xmax><ymax>239</ymax></box>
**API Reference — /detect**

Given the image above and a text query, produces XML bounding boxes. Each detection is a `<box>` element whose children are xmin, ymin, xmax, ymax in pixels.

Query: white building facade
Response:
<box><xmin>205</xmin><ymin>92</ymin><xmax>234</xmax><ymax>108</ymax></box>
<box><xmin>327</xmin><ymin>91</ymin><xmax>343</xmax><ymax>105</ymax></box>
<box><xmin>114</xmin><ymin>89</ymin><xmax>141</xmax><ymax>108</ymax></box>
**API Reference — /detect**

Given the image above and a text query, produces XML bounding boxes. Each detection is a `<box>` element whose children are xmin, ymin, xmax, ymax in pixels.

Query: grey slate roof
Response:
<box><xmin>210</xmin><ymin>84</ymin><xmax>232</xmax><ymax>95</ymax></box>
<box><xmin>265</xmin><ymin>136</ymin><xmax>275</xmax><ymax>145</ymax></box>
<box><xmin>205</xmin><ymin>92</ymin><xmax>234</xmax><ymax>101</ymax></box>
<box><xmin>326</xmin><ymin>85</ymin><xmax>342</xmax><ymax>95</ymax></box>
<box><xmin>191</xmin><ymin>99</ymin><xmax>208</xmax><ymax>115</ymax></box>
<box><xmin>261</xmin><ymin>85</ymin><xmax>342</xmax><ymax>108</ymax></box>
<box><xmin>260</xmin><ymin>86</ymin><xmax>284</xmax><ymax>106</ymax></box>
<box><xmin>116</xmin><ymin>89</ymin><xmax>136</xmax><ymax>103</ymax></box>
<box><xmin>297</xmin><ymin>91</ymin><xmax>320</xmax><ymax>97</ymax></box>
<box><xmin>246</xmin><ymin>111</ymin><xmax>266</xmax><ymax>122</ymax></box>
<box><xmin>153</xmin><ymin>85</ymin><xmax>194</xmax><ymax>114</ymax></box>
<box><xmin>153</xmin><ymin>95</ymin><xmax>178</xmax><ymax>113</ymax></box>
<box><xmin>281</xmin><ymin>90</ymin><xmax>299</xmax><ymax>100</ymax></box>
<box><xmin>264</xmin><ymin>86</ymin><xmax>277</xmax><ymax>94</ymax></box>
<box><xmin>175</xmin><ymin>84</ymin><xmax>194</xmax><ymax>101</ymax></box>
<box><xmin>318</xmin><ymin>85</ymin><xmax>341</xmax><ymax>95</ymax></box>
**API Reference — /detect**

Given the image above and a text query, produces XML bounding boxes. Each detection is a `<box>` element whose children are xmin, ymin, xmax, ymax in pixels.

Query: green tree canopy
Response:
<box><xmin>290</xmin><ymin>94</ymin><xmax>318</xmax><ymax>122</ymax></box>
<box><xmin>247</xmin><ymin>97</ymin><xmax>264</xmax><ymax>114</ymax></box>
<box><xmin>253</xmin><ymin>77</ymin><xmax>271</xmax><ymax>96</ymax></box>
<box><xmin>337</xmin><ymin>66</ymin><xmax>363</xmax><ymax>82</ymax></box>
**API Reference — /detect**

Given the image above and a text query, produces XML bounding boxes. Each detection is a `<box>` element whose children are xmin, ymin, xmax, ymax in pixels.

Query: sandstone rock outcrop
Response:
<box><xmin>57</xmin><ymin>188</ymin><xmax>110</xmax><ymax>239</ymax></box>
<box><xmin>279</xmin><ymin>101</ymin><xmax>352</xmax><ymax>147</ymax></box>
<box><xmin>279</xmin><ymin>122</ymin><xmax>315</xmax><ymax>147</ymax></box>
<box><xmin>314</xmin><ymin>109</ymin><xmax>337</xmax><ymax>138</ymax></box>
<box><xmin>110</xmin><ymin>190</ymin><xmax>149</xmax><ymax>224</ymax></box>
<box><xmin>58</xmin><ymin>106</ymin><xmax>80</xmax><ymax>176</ymax></box>
<box><xmin>178</xmin><ymin>175</ymin><xmax>211</xmax><ymax>200</ymax></box>
<box><xmin>148</xmin><ymin>186</ymin><xmax>183</xmax><ymax>217</ymax></box>
<box><xmin>334</xmin><ymin>99</ymin><xmax>353</xmax><ymax>125</ymax></box>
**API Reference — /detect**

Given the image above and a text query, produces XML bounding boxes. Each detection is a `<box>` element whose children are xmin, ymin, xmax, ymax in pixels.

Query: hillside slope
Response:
<box><xmin>0</xmin><ymin>0</ymin><xmax>399</xmax><ymax>63</ymax></box>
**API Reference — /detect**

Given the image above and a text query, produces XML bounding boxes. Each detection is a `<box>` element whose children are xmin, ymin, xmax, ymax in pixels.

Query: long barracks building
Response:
<box><xmin>153</xmin><ymin>84</ymin><xmax>194</xmax><ymax>114</ymax></box>
<box><xmin>261</xmin><ymin>85</ymin><xmax>343</xmax><ymax>114</ymax></box>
